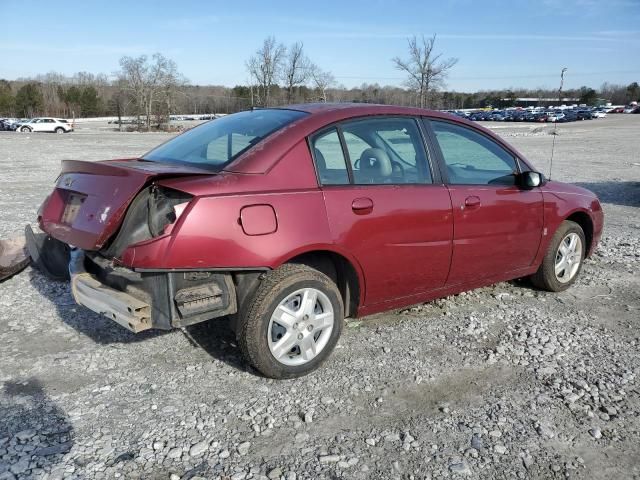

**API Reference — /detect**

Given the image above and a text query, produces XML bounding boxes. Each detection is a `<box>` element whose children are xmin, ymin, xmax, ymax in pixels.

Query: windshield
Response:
<box><xmin>142</xmin><ymin>109</ymin><xmax>307</xmax><ymax>170</ymax></box>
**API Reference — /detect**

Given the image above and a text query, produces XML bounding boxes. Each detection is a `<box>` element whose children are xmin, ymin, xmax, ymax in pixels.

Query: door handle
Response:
<box><xmin>464</xmin><ymin>196</ymin><xmax>481</xmax><ymax>209</ymax></box>
<box><xmin>352</xmin><ymin>197</ymin><xmax>374</xmax><ymax>215</ymax></box>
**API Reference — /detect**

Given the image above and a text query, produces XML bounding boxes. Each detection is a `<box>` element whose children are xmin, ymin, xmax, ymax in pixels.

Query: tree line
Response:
<box><xmin>1</xmin><ymin>35</ymin><xmax>638</xmax><ymax>128</ymax></box>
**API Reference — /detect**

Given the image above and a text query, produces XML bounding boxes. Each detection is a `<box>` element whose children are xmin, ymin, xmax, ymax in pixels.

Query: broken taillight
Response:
<box><xmin>148</xmin><ymin>186</ymin><xmax>193</xmax><ymax>237</ymax></box>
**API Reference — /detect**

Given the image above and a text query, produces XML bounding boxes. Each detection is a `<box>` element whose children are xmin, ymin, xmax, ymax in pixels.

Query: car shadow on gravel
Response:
<box><xmin>28</xmin><ymin>268</ymin><xmax>168</xmax><ymax>345</ymax></box>
<box><xmin>183</xmin><ymin>318</ymin><xmax>248</xmax><ymax>372</ymax></box>
<box><xmin>0</xmin><ymin>378</ymin><xmax>74</xmax><ymax>476</ymax></box>
<box><xmin>576</xmin><ymin>181</ymin><xmax>640</xmax><ymax>207</ymax></box>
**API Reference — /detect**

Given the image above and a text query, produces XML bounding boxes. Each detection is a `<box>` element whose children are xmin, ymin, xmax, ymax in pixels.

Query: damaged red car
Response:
<box><xmin>27</xmin><ymin>104</ymin><xmax>604</xmax><ymax>378</ymax></box>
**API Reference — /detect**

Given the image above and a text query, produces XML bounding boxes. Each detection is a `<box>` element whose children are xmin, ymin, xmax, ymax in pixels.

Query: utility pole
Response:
<box><xmin>558</xmin><ymin>68</ymin><xmax>567</xmax><ymax>106</ymax></box>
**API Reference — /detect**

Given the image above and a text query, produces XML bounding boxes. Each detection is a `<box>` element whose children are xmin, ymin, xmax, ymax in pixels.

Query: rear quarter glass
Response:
<box><xmin>142</xmin><ymin>109</ymin><xmax>308</xmax><ymax>171</ymax></box>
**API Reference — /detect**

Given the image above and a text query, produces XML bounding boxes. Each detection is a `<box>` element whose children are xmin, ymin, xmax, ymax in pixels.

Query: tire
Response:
<box><xmin>55</xmin><ymin>127</ymin><xmax>65</xmax><ymax>134</ymax></box>
<box><xmin>530</xmin><ymin>220</ymin><xmax>586</xmax><ymax>292</ymax></box>
<box><xmin>20</xmin><ymin>126</ymin><xmax>31</xmax><ymax>133</ymax></box>
<box><xmin>237</xmin><ymin>263</ymin><xmax>344</xmax><ymax>379</ymax></box>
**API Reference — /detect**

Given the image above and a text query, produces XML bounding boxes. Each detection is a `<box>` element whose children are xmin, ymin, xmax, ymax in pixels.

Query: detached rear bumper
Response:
<box><xmin>26</xmin><ymin>225</ymin><xmax>238</xmax><ymax>333</ymax></box>
<box><xmin>69</xmin><ymin>249</ymin><xmax>152</xmax><ymax>333</ymax></box>
<box><xmin>74</xmin><ymin>251</ymin><xmax>238</xmax><ymax>332</ymax></box>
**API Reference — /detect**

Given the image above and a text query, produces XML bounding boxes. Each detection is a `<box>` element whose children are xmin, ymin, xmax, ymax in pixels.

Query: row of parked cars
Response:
<box><xmin>106</xmin><ymin>114</ymin><xmax>219</xmax><ymax>125</ymax></box>
<box><xmin>447</xmin><ymin>104</ymin><xmax>640</xmax><ymax>123</ymax></box>
<box><xmin>451</xmin><ymin>108</ymin><xmax>604</xmax><ymax>123</ymax></box>
<box><xmin>0</xmin><ymin>117</ymin><xmax>74</xmax><ymax>133</ymax></box>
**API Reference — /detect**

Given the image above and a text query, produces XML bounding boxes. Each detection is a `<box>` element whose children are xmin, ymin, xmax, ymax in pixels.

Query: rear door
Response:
<box><xmin>39</xmin><ymin>119</ymin><xmax>56</xmax><ymax>132</ymax></box>
<box><xmin>425</xmin><ymin>118</ymin><xmax>543</xmax><ymax>286</ymax></box>
<box><xmin>311</xmin><ymin>117</ymin><xmax>453</xmax><ymax>306</ymax></box>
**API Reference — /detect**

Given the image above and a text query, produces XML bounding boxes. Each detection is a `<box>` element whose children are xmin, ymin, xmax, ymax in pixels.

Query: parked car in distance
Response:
<box><xmin>592</xmin><ymin>111</ymin><xmax>607</xmax><ymax>118</ymax></box>
<box><xmin>5</xmin><ymin>118</ymin><xmax>29</xmax><ymax>131</ymax></box>
<box><xmin>18</xmin><ymin>117</ymin><xmax>73</xmax><ymax>133</ymax></box>
<box><xmin>559</xmin><ymin>111</ymin><xmax>578</xmax><ymax>122</ymax></box>
<box><xmin>28</xmin><ymin>104</ymin><xmax>604</xmax><ymax>378</ymax></box>
<box><xmin>546</xmin><ymin>111</ymin><xmax>565</xmax><ymax>122</ymax></box>
<box><xmin>575</xmin><ymin>110</ymin><xmax>593</xmax><ymax>120</ymax></box>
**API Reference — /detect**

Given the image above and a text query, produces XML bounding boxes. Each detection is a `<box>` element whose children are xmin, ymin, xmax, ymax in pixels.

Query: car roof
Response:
<box><xmin>281</xmin><ymin>102</ymin><xmax>439</xmax><ymax>117</ymax></box>
<box><xmin>226</xmin><ymin>102</ymin><xmax>532</xmax><ymax>175</ymax></box>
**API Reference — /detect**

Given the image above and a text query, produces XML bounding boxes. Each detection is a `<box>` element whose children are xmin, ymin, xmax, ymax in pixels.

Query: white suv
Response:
<box><xmin>18</xmin><ymin>118</ymin><xmax>74</xmax><ymax>133</ymax></box>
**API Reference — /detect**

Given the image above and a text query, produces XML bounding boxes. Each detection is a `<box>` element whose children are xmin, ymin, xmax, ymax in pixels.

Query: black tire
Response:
<box><xmin>55</xmin><ymin>127</ymin><xmax>65</xmax><ymax>134</ymax></box>
<box><xmin>530</xmin><ymin>220</ymin><xmax>586</xmax><ymax>292</ymax></box>
<box><xmin>20</xmin><ymin>126</ymin><xmax>31</xmax><ymax>133</ymax></box>
<box><xmin>237</xmin><ymin>263</ymin><xmax>344</xmax><ymax>379</ymax></box>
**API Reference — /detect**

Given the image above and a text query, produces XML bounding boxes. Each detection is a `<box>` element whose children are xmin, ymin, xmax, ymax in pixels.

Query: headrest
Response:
<box><xmin>314</xmin><ymin>148</ymin><xmax>327</xmax><ymax>171</ymax></box>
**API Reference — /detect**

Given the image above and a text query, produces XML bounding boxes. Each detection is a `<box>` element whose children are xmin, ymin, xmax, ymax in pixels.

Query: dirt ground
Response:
<box><xmin>0</xmin><ymin>115</ymin><xmax>639</xmax><ymax>480</ymax></box>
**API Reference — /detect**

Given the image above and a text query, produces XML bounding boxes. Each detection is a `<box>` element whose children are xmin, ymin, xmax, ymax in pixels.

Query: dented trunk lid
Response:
<box><xmin>39</xmin><ymin>159</ymin><xmax>213</xmax><ymax>250</ymax></box>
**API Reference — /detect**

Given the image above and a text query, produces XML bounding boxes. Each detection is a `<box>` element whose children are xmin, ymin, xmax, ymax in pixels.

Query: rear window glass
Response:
<box><xmin>143</xmin><ymin>109</ymin><xmax>307</xmax><ymax>170</ymax></box>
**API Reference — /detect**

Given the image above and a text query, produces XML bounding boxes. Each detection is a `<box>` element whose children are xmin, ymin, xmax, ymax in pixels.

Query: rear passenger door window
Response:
<box><xmin>341</xmin><ymin>118</ymin><xmax>431</xmax><ymax>184</ymax></box>
<box><xmin>430</xmin><ymin>120</ymin><xmax>519</xmax><ymax>185</ymax></box>
<box><xmin>311</xmin><ymin>128</ymin><xmax>350</xmax><ymax>185</ymax></box>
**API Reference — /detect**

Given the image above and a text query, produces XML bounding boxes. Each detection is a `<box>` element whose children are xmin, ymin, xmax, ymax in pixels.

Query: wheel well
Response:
<box><xmin>566</xmin><ymin>211</ymin><xmax>594</xmax><ymax>254</ymax></box>
<box><xmin>286</xmin><ymin>251</ymin><xmax>361</xmax><ymax>318</ymax></box>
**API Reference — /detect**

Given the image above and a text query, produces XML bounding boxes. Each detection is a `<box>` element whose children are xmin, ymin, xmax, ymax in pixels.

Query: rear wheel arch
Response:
<box><xmin>280</xmin><ymin>250</ymin><xmax>362</xmax><ymax>319</ymax></box>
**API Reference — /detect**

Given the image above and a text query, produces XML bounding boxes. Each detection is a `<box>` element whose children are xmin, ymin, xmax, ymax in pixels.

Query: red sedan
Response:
<box><xmin>28</xmin><ymin>104</ymin><xmax>604</xmax><ymax>378</ymax></box>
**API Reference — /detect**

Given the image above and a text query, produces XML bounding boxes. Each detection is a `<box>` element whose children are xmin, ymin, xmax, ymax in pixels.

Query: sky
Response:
<box><xmin>1</xmin><ymin>0</ymin><xmax>639</xmax><ymax>92</ymax></box>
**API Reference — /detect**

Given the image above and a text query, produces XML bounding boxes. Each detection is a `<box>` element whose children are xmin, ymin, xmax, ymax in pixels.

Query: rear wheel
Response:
<box><xmin>531</xmin><ymin>220</ymin><xmax>585</xmax><ymax>292</ymax></box>
<box><xmin>55</xmin><ymin>127</ymin><xmax>65</xmax><ymax>134</ymax></box>
<box><xmin>237</xmin><ymin>264</ymin><xmax>343</xmax><ymax>379</ymax></box>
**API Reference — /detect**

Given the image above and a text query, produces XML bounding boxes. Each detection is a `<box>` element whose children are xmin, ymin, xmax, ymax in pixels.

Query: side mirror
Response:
<box><xmin>521</xmin><ymin>171</ymin><xmax>544</xmax><ymax>188</ymax></box>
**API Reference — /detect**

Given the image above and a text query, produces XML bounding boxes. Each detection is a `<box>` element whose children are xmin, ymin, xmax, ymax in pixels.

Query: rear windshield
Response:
<box><xmin>142</xmin><ymin>109</ymin><xmax>307</xmax><ymax>170</ymax></box>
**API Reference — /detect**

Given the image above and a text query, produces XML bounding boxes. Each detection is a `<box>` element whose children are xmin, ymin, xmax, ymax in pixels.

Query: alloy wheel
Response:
<box><xmin>555</xmin><ymin>232</ymin><xmax>582</xmax><ymax>283</ymax></box>
<box><xmin>267</xmin><ymin>288</ymin><xmax>335</xmax><ymax>366</ymax></box>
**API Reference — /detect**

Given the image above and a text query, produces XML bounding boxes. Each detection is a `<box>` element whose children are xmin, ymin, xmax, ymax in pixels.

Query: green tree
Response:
<box><xmin>232</xmin><ymin>85</ymin><xmax>251</xmax><ymax>99</ymax></box>
<box><xmin>15</xmin><ymin>83</ymin><xmax>44</xmax><ymax>117</ymax></box>
<box><xmin>80</xmin><ymin>86</ymin><xmax>101</xmax><ymax>116</ymax></box>
<box><xmin>627</xmin><ymin>82</ymin><xmax>639</xmax><ymax>102</ymax></box>
<box><xmin>578</xmin><ymin>86</ymin><xmax>597</xmax><ymax>105</ymax></box>
<box><xmin>463</xmin><ymin>94</ymin><xmax>476</xmax><ymax>109</ymax></box>
<box><xmin>502</xmin><ymin>90</ymin><xmax>517</xmax><ymax>107</ymax></box>
<box><xmin>0</xmin><ymin>79</ymin><xmax>15</xmax><ymax>115</ymax></box>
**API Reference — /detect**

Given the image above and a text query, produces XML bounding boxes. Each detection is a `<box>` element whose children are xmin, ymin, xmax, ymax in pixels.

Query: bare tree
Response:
<box><xmin>246</xmin><ymin>36</ymin><xmax>286</xmax><ymax>107</ymax></box>
<box><xmin>282</xmin><ymin>42</ymin><xmax>311</xmax><ymax>103</ymax></box>
<box><xmin>392</xmin><ymin>35</ymin><xmax>457</xmax><ymax>108</ymax></box>
<box><xmin>310</xmin><ymin>65</ymin><xmax>335</xmax><ymax>102</ymax></box>
<box><xmin>118</xmin><ymin>53</ymin><xmax>184</xmax><ymax>130</ymax></box>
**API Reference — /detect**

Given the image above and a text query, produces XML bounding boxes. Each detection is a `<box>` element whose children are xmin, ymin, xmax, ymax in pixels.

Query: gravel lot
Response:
<box><xmin>1</xmin><ymin>116</ymin><xmax>639</xmax><ymax>480</ymax></box>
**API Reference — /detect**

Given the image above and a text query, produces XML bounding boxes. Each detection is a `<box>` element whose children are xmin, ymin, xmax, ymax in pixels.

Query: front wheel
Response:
<box><xmin>20</xmin><ymin>126</ymin><xmax>31</xmax><ymax>133</ymax></box>
<box><xmin>530</xmin><ymin>220</ymin><xmax>585</xmax><ymax>292</ymax></box>
<box><xmin>237</xmin><ymin>264</ymin><xmax>344</xmax><ymax>379</ymax></box>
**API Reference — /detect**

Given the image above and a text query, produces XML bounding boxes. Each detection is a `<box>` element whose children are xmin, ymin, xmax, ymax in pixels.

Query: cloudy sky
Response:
<box><xmin>1</xmin><ymin>0</ymin><xmax>639</xmax><ymax>91</ymax></box>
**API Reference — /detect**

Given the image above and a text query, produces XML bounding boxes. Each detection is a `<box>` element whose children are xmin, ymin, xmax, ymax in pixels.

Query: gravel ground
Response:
<box><xmin>1</xmin><ymin>116</ymin><xmax>639</xmax><ymax>480</ymax></box>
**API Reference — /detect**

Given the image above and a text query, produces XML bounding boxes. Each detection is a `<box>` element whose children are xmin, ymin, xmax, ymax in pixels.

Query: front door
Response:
<box><xmin>427</xmin><ymin>119</ymin><xmax>543</xmax><ymax>286</ymax></box>
<box><xmin>311</xmin><ymin>117</ymin><xmax>453</xmax><ymax>305</ymax></box>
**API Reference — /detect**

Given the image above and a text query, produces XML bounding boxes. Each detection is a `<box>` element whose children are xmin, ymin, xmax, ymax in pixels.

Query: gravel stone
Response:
<box><xmin>237</xmin><ymin>441</ymin><xmax>251</xmax><ymax>456</ymax></box>
<box><xmin>189</xmin><ymin>440</ymin><xmax>209</xmax><ymax>457</ymax></box>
